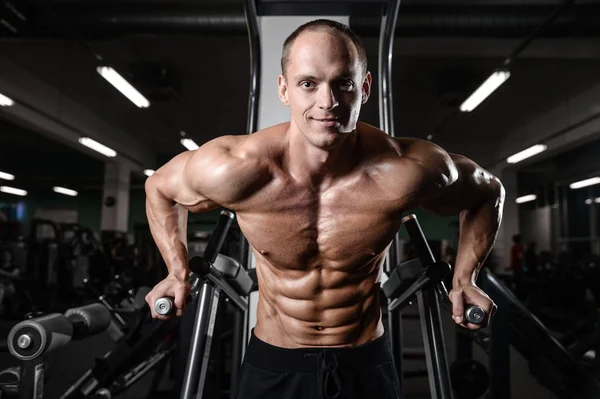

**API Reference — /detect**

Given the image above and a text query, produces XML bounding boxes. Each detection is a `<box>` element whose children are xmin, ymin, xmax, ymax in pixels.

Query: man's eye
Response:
<box><xmin>301</xmin><ymin>81</ymin><xmax>313</xmax><ymax>88</ymax></box>
<box><xmin>341</xmin><ymin>80</ymin><xmax>354</xmax><ymax>89</ymax></box>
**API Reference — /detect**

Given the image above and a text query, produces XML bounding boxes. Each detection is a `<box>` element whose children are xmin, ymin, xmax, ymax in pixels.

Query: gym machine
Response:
<box><xmin>155</xmin><ymin>210</ymin><xmax>254</xmax><ymax>399</ymax></box>
<box><xmin>382</xmin><ymin>214</ymin><xmax>486</xmax><ymax>399</ymax></box>
<box><xmin>37</xmin><ymin>211</ymin><xmax>249</xmax><ymax>399</ymax></box>
<box><xmin>472</xmin><ymin>269</ymin><xmax>600</xmax><ymax>399</ymax></box>
<box><xmin>4</xmin><ymin>303</ymin><xmax>112</xmax><ymax>399</ymax></box>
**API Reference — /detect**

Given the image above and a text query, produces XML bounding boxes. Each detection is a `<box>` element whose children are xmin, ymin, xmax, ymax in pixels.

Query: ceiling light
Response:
<box><xmin>516</xmin><ymin>194</ymin><xmax>536</xmax><ymax>204</ymax></box>
<box><xmin>586</xmin><ymin>199</ymin><xmax>593</xmax><ymax>205</ymax></box>
<box><xmin>96</xmin><ymin>66</ymin><xmax>150</xmax><ymax>108</ymax></box>
<box><xmin>506</xmin><ymin>144</ymin><xmax>547</xmax><ymax>164</ymax></box>
<box><xmin>460</xmin><ymin>70</ymin><xmax>511</xmax><ymax>112</ymax></box>
<box><xmin>570</xmin><ymin>177</ymin><xmax>600</xmax><ymax>190</ymax></box>
<box><xmin>181</xmin><ymin>138</ymin><xmax>199</xmax><ymax>151</ymax></box>
<box><xmin>0</xmin><ymin>92</ymin><xmax>14</xmax><ymax>107</ymax></box>
<box><xmin>0</xmin><ymin>186</ymin><xmax>27</xmax><ymax>196</ymax></box>
<box><xmin>0</xmin><ymin>171</ymin><xmax>15</xmax><ymax>180</ymax></box>
<box><xmin>53</xmin><ymin>186</ymin><xmax>78</xmax><ymax>197</ymax></box>
<box><xmin>78</xmin><ymin>137</ymin><xmax>117</xmax><ymax>158</ymax></box>
<box><xmin>144</xmin><ymin>169</ymin><xmax>155</xmax><ymax>177</ymax></box>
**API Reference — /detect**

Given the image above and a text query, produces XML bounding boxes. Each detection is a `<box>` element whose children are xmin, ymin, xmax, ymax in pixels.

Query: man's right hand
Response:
<box><xmin>145</xmin><ymin>274</ymin><xmax>191</xmax><ymax>319</ymax></box>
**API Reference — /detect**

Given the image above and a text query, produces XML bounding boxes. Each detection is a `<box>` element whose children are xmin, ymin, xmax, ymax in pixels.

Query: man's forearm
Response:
<box><xmin>453</xmin><ymin>186</ymin><xmax>504</xmax><ymax>286</ymax></box>
<box><xmin>146</xmin><ymin>182</ymin><xmax>190</xmax><ymax>280</ymax></box>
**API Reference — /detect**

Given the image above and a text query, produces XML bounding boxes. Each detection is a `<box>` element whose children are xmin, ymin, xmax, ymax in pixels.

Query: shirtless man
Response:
<box><xmin>144</xmin><ymin>19</ymin><xmax>504</xmax><ymax>399</ymax></box>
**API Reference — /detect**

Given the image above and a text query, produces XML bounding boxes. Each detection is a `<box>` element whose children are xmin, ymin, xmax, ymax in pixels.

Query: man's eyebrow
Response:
<box><xmin>293</xmin><ymin>74</ymin><xmax>355</xmax><ymax>82</ymax></box>
<box><xmin>294</xmin><ymin>74</ymin><xmax>318</xmax><ymax>82</ymax></box>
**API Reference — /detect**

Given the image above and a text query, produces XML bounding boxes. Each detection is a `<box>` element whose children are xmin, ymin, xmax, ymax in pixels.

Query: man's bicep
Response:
<box><xmin>147</xmin><ymin>150</ymin><xmax>215</xmax><ymax>211</ymax></box>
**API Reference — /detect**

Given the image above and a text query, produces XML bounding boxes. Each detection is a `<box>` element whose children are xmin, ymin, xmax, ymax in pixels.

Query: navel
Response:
<box><xmin>314</xmin><ymin>326</ymin><xmax>325</xmax><ymax>331</ymax></box>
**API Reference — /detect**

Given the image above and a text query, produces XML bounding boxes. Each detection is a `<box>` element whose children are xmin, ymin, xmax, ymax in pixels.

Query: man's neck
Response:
<box><xmin>285</xmin><ymin>122</ymin><xmax>358</xmax><ymax>190</ymax></box>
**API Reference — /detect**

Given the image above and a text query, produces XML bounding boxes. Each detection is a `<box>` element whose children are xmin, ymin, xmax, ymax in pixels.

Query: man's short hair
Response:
<box><xmin>281</xmin><ymin>19</ymin><xmax>368</xmax><ymax>77</ymax></box>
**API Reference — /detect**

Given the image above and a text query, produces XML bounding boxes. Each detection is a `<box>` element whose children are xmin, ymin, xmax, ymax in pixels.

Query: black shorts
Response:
<box><xmin>234</xmin><ymin>330</ymin><xmax>402</xmax><ymax>399</ymax></box>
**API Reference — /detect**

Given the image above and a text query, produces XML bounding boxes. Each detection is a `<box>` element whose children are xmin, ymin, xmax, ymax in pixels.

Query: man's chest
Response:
<box><xmin>236</xmin><ymin>175</ymin><xmax>406</xmax><ymax>269</ymax></box>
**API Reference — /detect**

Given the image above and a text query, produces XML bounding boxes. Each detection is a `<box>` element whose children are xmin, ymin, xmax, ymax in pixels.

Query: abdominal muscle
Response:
<box><xmin>252</xmin><ymin>256</ymin><xmax>386</xmax><ymax>348</ymax></box>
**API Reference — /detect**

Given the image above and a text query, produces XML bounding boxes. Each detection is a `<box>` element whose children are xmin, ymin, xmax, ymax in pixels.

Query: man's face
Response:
<box><xmin>278</xmin><ymin>31</ymin><xmax>372</xmax><ymax>150</ymax></box>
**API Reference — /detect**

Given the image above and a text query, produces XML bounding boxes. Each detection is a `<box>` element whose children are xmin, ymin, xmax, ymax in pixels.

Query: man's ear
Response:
<box><xmin>278</xmin><ymin>74</ymin><xmax>290</xmax><ymax>106</ymax></box>
<box><xmin>361</xmin><ymin>71</ymin><xmax>372</xmax><ymax>104</ymax></box>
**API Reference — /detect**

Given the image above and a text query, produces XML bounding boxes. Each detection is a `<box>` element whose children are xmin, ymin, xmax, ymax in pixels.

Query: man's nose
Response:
<box><xmin>317</xmin><ymin>86</ymin><xmax>339</xmax><ymax>110</ymax></box>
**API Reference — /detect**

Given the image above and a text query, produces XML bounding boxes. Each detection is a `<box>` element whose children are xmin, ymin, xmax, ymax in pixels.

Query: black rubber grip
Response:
<box><xmin>65</xmin><ymin>303</ymin><xmax>112</xmax><ymax>340</ymax></box>
<box><xmin>189</xmin><ymin>256</ymin><xmax>211</xmax><ymax>275</ymax></box>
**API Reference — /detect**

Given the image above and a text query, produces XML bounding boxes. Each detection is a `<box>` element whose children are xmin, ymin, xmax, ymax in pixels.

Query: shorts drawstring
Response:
<box><xmin>304</xmin><ymin>350</ymin><xmax>341</xmax><ymax>399</ymax></box>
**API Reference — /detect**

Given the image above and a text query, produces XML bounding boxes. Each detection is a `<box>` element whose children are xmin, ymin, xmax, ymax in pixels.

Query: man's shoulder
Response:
<box><xmin>356</xmin><ymin>122</ymin><xmax>394</xmax><ymax>142</ymax></box>
<box><xmin>186</xmin><ymin>130</ymin><xmax>282</xmax><ymax>207</ymax></box>
<box><xmin>393</xmin><ymin>136</ymin><xmax>444</xmax><ymax>158</ymax></box>
<box><xmin>356</xmin><ymin>122</ymin><xmax>437</xmax><ymax>154</ymax></box>
<box><xmin>215</xmin><ymin>123</ymin><xmax>287</xmax><ymax>161</ymax></box>
<box><xmin>360</xmin><ymin>129</ymin><xmax>460</xmax><ymax>194</ymax></box>
<box><xmin>356</xmin><ymin>122</ymin><xmax>400</xmax><ymax>157</ymax></box>
<box><xmin>355</xmin><ymin>123</ymin><xmax>440</xmax><ymax>166</ymax></box>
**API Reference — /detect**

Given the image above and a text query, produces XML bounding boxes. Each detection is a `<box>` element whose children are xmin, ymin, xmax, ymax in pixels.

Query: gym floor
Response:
<box><xmin>1</xmin><ymin>304</ymin><xmax>565</xmax><ymax>399</ymax></box>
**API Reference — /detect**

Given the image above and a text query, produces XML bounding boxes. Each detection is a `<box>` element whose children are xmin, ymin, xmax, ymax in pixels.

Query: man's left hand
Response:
<box><xmin>449</xmin><ymin>284</ymin><xmax>496</xmax><ymax>329</ymax></box>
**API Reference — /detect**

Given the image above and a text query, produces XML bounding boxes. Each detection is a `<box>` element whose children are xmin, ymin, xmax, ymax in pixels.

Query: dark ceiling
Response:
<box><xmin>0</xmin><ymin>114</ymin><xmax>106</xmax><ymax>194</ymax></box>
<box><xmin>2</xmin><ymin>0</ymin><xmax>600</xmax><ymax>186</ymax></box>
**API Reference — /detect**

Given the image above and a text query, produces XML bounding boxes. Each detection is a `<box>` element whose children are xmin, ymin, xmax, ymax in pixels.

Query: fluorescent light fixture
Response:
<box><xmin>570</xmin><ymin>177</ymin><xmax>600</xmax><ymax>190</ymax></box>
<box><xmin>506</xmin><ymin>144</ymin><xmax>547</xmax><ymax>164</ymax></box>
<box><xmin>460</xmin><ymin>70</ymin><xmax>511</xmax><ymax>112</ymax></box>
<box><xmin>0</xmin><ymin>186</ymin><xmax>27</xmax><ymax>196</ymax></box>
<box><xmin>144</xmin><ymin>169</ymin><xmax>155</xmax><ymax>177</ymax></box>
<box><xmin>181</xmin><ymin>138</ymin><xmax>199</xmax><ymax>151</ymax></box>
<box><xmin>0</xmin><ymin>171</ymin><xmax>15</xmax><ymax>180</ymax></box>
<box><xmin>96</xmin><ymin>66</ymin><xmax>150</xmax><ymax>108</ymax></box>
<box><xmin>53</xmin><ymin>186</ymin><xmax>78</xmax><ymax>197</ymax></box>
<box><xmin>516</xmin><ymin>194</ymin><xmax>536</xmax><ymax>204</ymax></box>
<box><xmin>0</xmin><ymin>92</ymin><xmax>14</xmax><ymax>107</ymax></box>
<box><xmin>78</xmin><ymin>137</ymin><xmax>117</xmax><ymax>158</ymax></box>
